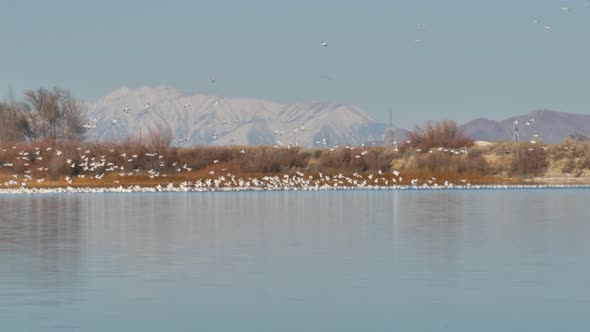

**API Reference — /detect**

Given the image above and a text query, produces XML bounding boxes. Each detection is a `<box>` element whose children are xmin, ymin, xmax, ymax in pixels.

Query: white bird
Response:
<box><xmin>321</xmin><ymin>41</ymin><xmax>328</xmax><ymax>47</ymax></box>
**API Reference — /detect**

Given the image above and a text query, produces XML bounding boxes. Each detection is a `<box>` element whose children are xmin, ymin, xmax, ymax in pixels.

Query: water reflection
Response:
<box><xmin>0</xmin><ymin>190</ymin><xmax>589</xmax><ymax>331</ymax></box>
<box><xmin>0</xmin><ymin>195</ymin><xmax>84</xmax><ymax>308</ymax></box>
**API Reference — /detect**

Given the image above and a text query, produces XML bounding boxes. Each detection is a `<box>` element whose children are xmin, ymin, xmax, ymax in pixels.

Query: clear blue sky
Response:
<box><xmin>1</xmin><ymin>0</ymin><xmax>589</xmax><ymax>127</ymax></box>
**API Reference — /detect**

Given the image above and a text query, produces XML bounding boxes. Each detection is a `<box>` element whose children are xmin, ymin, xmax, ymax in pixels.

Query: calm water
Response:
<box><xmin>1</xmin><ymin>190</ymin><xmax>589</xmax><ymax>331</ymax></box>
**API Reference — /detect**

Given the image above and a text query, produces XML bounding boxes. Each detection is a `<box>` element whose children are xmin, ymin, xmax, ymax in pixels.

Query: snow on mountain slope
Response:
<box><xmin>86</xmin><ymin>86</ymin><xmax>386</xmax><ymax>147</ymax></box>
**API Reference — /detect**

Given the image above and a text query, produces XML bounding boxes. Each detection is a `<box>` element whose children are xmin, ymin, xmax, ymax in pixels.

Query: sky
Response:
<box><xmin>1</xmin><ymin>0</ymin><xmax>589</xmax><ymax>128</ymax></box>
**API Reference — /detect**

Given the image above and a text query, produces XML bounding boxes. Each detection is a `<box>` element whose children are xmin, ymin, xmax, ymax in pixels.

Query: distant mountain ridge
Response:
<box><xmin>87</xmin><ymin>86</ymin><xmax>385</xmax><ymax>147</ymax></box>
<box><xmin>459</xmin><ymin>110</ymin><xmax>590</xmax><ymax>144</ymax></box>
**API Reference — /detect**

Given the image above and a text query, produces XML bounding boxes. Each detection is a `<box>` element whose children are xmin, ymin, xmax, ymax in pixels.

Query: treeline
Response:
<box><xmin>0</xmin><ymin>88</ymin><xmax>87</xmax><ymax>144</ymax></box>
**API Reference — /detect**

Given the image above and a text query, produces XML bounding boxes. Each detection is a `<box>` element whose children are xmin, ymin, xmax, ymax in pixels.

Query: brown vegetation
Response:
<box><xmin>5</xmin><ymin>137</ymin><xmax>585</xmax><ymax>189</ymax></box>
<box><xmin>404</xmin><ymin>120</ymin><xmax>473</xmax><ymax>150</ymax></box>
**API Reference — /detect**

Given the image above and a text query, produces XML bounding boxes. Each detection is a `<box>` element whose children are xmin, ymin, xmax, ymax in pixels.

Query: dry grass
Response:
<box><xmin>4</xmin><ymin>138</ymin><xmax>590</xmax><ymax>189</ymax></box>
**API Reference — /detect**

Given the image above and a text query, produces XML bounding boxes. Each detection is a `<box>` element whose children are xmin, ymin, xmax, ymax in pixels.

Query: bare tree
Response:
<box><xmin>0</xmin><ymin>101</ymin><xmax>30</xmax><ymax>144</ymax></box>
<box><xmin>24</xmin><ymin>88</ymin><xmax>87</xmax><ymax>142</ymax></box>
<box><xmin>147</xmin><ymin>123</ymin><xmax>174</xmax><ymax>151</ymax></box>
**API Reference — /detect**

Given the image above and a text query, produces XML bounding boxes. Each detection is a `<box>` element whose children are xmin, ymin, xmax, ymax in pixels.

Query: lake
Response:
<box><xmin>1</xmin><ymin>190</ymin><xmax>589</xmax><ymax>331</ymax></box>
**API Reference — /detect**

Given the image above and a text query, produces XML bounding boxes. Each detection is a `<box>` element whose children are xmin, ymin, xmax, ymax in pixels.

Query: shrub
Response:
<box><xmin>404</xmin><ymin>120</ymin><xmax>473</xmax><ymax>150</ymax></box>
<box><xmin>511</xmin><ymin>145</ymin><xmax>548</xmax><ymax>176</ymax></box>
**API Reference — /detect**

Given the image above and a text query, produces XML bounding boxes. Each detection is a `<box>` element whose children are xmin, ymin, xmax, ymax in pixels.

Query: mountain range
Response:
<box><xmin>87</xmin><ymin>86</ymin><xmax>589</xmax><ymax>146</ymax></box>
<box><xmin>87</xmin><ymin>86</ymin><xmax>384</xmax><ymax>147</ymax></box>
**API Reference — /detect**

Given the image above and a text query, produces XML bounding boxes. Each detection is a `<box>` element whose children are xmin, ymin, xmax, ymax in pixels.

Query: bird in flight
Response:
<box><xmin>321</xmin><ymin>41</ymin><xmax>328</xmax><ymax>47</ymax></box>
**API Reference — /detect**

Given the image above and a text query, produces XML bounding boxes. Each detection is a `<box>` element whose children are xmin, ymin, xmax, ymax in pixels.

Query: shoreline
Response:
<box><xmin>3</xmin><ymin>182</ymin><xmax>590</xmax><ymax>195</ymax></box>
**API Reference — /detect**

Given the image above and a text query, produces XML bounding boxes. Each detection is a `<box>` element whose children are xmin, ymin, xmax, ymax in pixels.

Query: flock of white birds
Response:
<box><xmin>0</xmin><ymin>130</ymin><xmax>582</xmax><ymax>195</ymax></box>
<box><xmin>0</xmin><ymin>141</ymin><xmax>464</xmax><ymax>189</ymax></box>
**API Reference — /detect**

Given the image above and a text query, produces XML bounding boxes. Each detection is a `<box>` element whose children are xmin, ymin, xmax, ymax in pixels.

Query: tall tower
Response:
<box><xmin>384</xmin><ymin>110</ymin><xmax>395</xmax><ymax>147</ymax></box>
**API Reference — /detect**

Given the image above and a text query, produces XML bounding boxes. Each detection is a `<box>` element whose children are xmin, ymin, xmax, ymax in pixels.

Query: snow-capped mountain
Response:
<box><xmin>86</xmin><ymin>86</ymin><xmax>386</xmax><ymax>147</ymax></box>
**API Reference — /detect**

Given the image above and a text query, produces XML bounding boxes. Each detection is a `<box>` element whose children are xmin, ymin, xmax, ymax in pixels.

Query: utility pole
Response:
<box><xmin>513</xmin><ymin>120</ymin><xmax>520</xmax><ymax>160</ymax></box>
